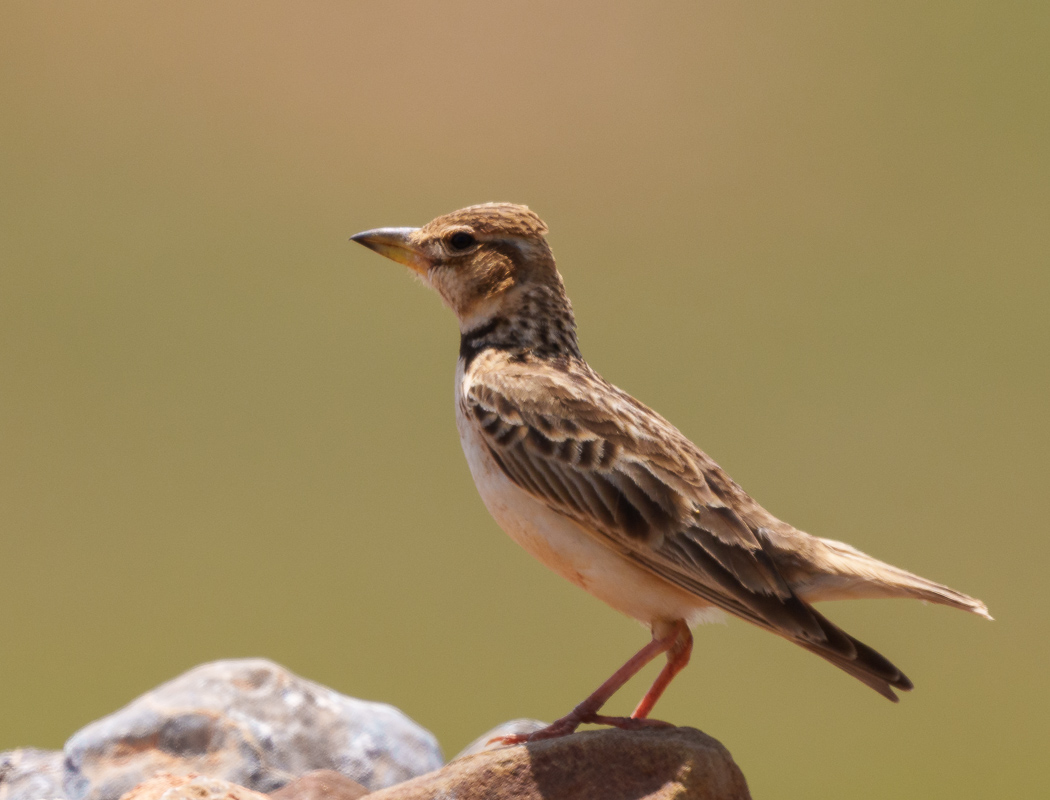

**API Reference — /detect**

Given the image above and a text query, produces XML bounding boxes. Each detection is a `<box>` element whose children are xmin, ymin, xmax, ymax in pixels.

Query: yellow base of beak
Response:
<box><xmin>350</xmin><ymin>227</ymin><xmax>428</xmax><ymax>275</ymax></box>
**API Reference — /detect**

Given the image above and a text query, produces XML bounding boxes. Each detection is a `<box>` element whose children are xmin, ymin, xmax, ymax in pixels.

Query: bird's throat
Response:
<box><xmin>459</xmin><ymin>287</ymin><xmax>581</xmax><ymax>368</ymax></box>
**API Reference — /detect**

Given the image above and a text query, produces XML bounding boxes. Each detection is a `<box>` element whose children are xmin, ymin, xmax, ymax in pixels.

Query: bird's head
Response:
<box><xmin>351</xmin><ymin>203</ymin><xmax>564</xmax><ymax>332</ymax></box>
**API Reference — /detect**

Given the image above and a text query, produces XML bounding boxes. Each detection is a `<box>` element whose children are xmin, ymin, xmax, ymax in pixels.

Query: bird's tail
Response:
<box><xmin>742</xmin><ymin>530</ymin><xmax>990</xmax><ymax>699</ymax></box>
<box><xmin>793</xmin><ymin>605</ymin><xmax>915</xmax><ymax>701</ymax></box>
<box><xmin>798</xmin><ymin>536</ymin><xmax>992</xmax><ymax>619</ymax></box>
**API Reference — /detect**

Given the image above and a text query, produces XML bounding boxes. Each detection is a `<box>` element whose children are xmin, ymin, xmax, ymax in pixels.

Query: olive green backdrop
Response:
<box><xmin>1</xmin><ymin>2</ymin><xmax>1046</xmax><ymax>797</ymax></box>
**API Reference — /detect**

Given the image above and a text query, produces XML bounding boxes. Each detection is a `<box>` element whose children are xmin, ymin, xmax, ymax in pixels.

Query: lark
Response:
<box><xmin>351</xmin><ymin>203</ymin><xmax>990</xmax><ymax>742</ymax></box>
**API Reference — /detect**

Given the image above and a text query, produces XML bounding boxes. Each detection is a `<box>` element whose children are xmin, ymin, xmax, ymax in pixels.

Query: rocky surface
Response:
<box><xmin>117</xmin><ymin>773</ymin><xmax>271</xmax><ymax>800</ymax></box>
<box><xmin>268</xmin><ymin>770</ymin><xmax>370</xmax><ymax>800</ymax></box>
<box><xmin>0</xmin><ymin>748</ymin><xmax>67</xmax><ymax>800</ymax></box>
<box><xmin>367</xmin><ymin>727</ymin><xmax>751</xmax><ymax>800</ymax></box>
<box><xmin>2</xmin><ymin>661</ymin><xmax>750</xmax><ymax>800</ymax></box>
<box><xmin>62</xmin><ymin>659</ymin><xmax>442</xmax><ymax>800</ymax></box>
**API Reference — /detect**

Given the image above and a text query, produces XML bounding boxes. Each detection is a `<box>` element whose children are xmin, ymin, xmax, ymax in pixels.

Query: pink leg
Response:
<box><xmin>632</xmin><ymin>621</ymin><xmax>692</xmax><ymax>719</ymax></box>
<box><xmin>492</xmin><ymin>620</ymin><xmax>688</xmax><ymax>745</ymax></box>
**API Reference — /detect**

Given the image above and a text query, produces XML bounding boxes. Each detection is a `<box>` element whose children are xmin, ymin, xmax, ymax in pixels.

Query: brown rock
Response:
<box><xmin>117</xmin><ymin>773</ymin><xmax>270</xmax><ymax>800</ymax></box>
<box><xmin>270</xmin><ymin>770</ymin><xmax>370</xmax><ymax>800</ymax></box>
<box><xmin>368</xmin><ymin>727</ymin><xmax>750</xmax><ymax>800</ymax></box>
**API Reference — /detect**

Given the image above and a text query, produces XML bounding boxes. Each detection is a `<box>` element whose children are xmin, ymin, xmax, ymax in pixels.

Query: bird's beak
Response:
<box><xmin>350</xmin><ymin>227</ymin><xmax>429</xmax><ymax>276</ymax></box>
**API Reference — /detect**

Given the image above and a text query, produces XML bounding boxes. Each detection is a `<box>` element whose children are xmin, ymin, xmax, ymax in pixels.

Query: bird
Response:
<box><xmin>350</xmin><ymin>202</ymin><xmax>990</xmax><ymax>742</ymax></box>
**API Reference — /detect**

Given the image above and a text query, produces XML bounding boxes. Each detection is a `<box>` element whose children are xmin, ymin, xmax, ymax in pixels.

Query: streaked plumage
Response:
<box><xmin>352</xmin><ymin>203</ymin><xmax>990</xmax><ymax>739</ymax></box>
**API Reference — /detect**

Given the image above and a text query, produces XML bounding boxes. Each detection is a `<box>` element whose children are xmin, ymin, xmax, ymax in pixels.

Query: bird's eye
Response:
<box><xmin>448</xmin><ymin>231</ymin><xmax>477</xmax><ymax>251</ymax></box>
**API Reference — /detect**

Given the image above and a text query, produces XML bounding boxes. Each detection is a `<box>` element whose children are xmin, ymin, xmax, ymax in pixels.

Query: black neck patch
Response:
<box><xmin>459</xmin><ymin>317</ymin><xmax>505</xmax><ymax>368</ymax></box>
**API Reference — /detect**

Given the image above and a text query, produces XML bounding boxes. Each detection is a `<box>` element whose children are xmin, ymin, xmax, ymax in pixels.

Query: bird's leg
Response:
<box><xmin>491</xmin><ymin>622</ymin><xmax>685</xmax><ymax>745</ymax></box>
<box><xmin>631</xmin><ymin>620</ymin><xmax>692</xmax><ymax>719</ymax></box>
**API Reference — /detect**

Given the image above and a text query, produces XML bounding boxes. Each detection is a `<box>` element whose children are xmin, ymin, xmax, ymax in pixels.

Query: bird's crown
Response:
<box><xmin>420</xmin><ymin>202</ymin><xmax>549</xmax><ymax>240</ymax></box>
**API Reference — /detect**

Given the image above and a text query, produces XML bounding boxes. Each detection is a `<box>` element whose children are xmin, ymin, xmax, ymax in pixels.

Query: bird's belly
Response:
<box><xmin>455</xmin><ymin>405</ymin><xmax>717</xmax><ymax>629</ymax></box>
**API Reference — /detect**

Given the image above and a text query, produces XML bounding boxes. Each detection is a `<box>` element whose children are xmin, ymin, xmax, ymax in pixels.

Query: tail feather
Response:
<box><xmin>795</xmin><ymin>606</ymin><xmax>914</xmax><ymax>702</ymax></box>
<box><xmin>800</xmin><ymin>537</ymin><xmax>992</xmax><ymax>620</ymax></box>
<box><xmin>797</xmin><ymin>639</ymin><xmax>909</xmax><ymax>702</ymax></box>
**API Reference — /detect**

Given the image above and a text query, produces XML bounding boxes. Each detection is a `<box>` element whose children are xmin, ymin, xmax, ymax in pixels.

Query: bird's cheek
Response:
<box><xmin>425</xmin><ymin>270</ymin><xmax>460</xmax><ymax>311</ymax></box>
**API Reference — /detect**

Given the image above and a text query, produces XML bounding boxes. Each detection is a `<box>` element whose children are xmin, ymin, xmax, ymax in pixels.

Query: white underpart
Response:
<box><xmin>456</xmin><ymin>360</ymin><xmax>724</xmax><ymax>631</ymax></box>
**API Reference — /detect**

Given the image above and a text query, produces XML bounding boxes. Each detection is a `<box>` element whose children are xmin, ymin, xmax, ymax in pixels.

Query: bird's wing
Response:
<box><xmin>465</xmin><ymin>365</ymin><xmax>818</xmax><ymax>629</ymax></box>
<box><xmin>464</xmin><ymin>361</ymin><xmax>912</xmax><ymax>699</ymax></box>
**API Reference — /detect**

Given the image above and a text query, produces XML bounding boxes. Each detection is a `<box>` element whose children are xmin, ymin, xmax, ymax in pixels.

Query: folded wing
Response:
<box><xmin>465</xmin><ymin>364</ymin><xmax>912</xmax><ymax>700</ymax></box>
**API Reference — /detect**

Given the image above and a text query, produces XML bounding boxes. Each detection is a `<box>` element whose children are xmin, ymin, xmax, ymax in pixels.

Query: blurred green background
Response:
<box><xmin>1</xmin><ymin>2</ymin><xmax>1046</xmax><ymax>797</ymax></box>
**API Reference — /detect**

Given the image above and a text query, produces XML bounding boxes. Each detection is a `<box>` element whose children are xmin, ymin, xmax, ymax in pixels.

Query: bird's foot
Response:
<box><xmin>488</xmin><ymin>711</ymin><xmax>674</xmax><ymax>746</ymax></box>
<box><xmin>488</xmin><ymin>715</ymin><xmax>580</xmax><ymax>745</ymax></box>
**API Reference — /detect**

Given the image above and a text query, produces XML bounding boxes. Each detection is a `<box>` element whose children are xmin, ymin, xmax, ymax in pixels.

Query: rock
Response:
<box><xmin>269</xmin><ymin>770</ymin><xmax>370</xmax><ymax>800</ymax></box>
<box><xmin>63</xmin><ymin>659</ymin><xmax>442</xmax><ymax>800</ymax></box>
<box><xmin>0</xmin><ymin>748</ymin><xmax>68</xmax><ymax>800</ymax></box>
<box><xmin>117</xmin><ymin>773</ymin><xmax>270</xmax><ymax>800</ymax></box>
<box><xmin>451</xmin><ymin>719</ymin><xmax>549</xmax><ymax>760</ymax></box>
<box><xmin>366</xmin><ymin>727</ymin><xmax>751</xmax><ymax>800</ymax></box>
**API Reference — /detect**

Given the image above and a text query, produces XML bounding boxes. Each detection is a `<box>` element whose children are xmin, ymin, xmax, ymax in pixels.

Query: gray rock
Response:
<box><xmin>63</xmin><ymin>659</ymin><xmax>442</xmax><ymax>800</ymax></box>
<box><xmin>0</xmin><ymin>748</ymin><xmax>68</xmax><ymax>800</ymax></box>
